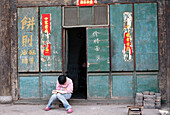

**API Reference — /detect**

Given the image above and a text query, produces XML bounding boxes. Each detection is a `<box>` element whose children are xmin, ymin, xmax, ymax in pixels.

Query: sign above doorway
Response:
<box><xmin>78</xmin><ymin>0</ymin><xmax>94</xmax><ymax>6</ymax></box>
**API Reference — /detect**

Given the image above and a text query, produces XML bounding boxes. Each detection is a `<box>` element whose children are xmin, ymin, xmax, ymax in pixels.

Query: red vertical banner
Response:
<box><xmin>42</xmin><ymin>14</ymin><xmax>51</xmax><ymax>56</ymax></box>
<box><xmin>124</xmin><ymin>32</ymin><xmax>132</xmax><ymax>55</ymax></box>
<box><xmin>42</xmin><ymin>14</ymin><xmax>51</xmax><ymax>33</ymax></box>
<box><xmin>123</xmin><ymin>12</ymin><xmax>133</xmax><ymax>61</ymax></box>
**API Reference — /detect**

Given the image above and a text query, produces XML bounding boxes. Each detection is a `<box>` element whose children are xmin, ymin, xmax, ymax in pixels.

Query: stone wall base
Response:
<box><xmin>0</xmin><ymin>96</ymin><xmax>12</xmax><ymax>104</ymax></box>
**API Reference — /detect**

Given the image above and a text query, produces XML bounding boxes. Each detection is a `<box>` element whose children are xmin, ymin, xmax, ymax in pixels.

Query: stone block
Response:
<box><xmin>156</xmin><ymin>96</ymin><xmax>161</xmax><ymax>99</ymax></box>
<box><xmin>135</xmin><ymin>99</ymin><xmax>143</xmax><ymax>103</ymax></box>
<box><xmin>149</xmin><ymin>91</ymin><xmax>155</xmax><ymax>95</ymax></box>
<box><xmin>0</xmin><ymin>96</ymin><xmax>12</xmax><ymax>104</ymax></box>
<box><xmin>136</xmin><ymin>93</ymin><xmax>143</xmax><ymax>100</ymax></box>
<box><xmin>155</xmin><ymin>101</ymin><xmax>161</xmax><ymax>109</ymax></box>
<box><xmin>135</xmin><ymin>102</ymin><xmax>143</xmax><ymax>106</ymax></box>
<box><xmin>143</xmin><ymin>91</ymin><xmax>150</xmax><ymax>95</ymax></box>
<box><xmin>144</xmin><ymin>95</ymin><xmax>156</xmax><ymax>100</ymax></box>
<box><xmin>135</xmin><ymin>98</ymin><xmax>143</xmax><ymax>102</ymax></box>
<box><xmin>135</xmin><ymin>99</ymin><xmax>143</xmax><ymax>105</ymax></box>
<box><xmin>155</xmin><ymin>101</ymin><xmax>161</xmax><ymax>105</ymax></box>
<box><xmin>144</xmin><ymin>103</ymin><xmax>155</xmax><ymax>109</ymax></box>
<box><xmin>155</xmin><ymin>103</ymin><xmax>161</xmax><ymax>109</ymax></box>
<box><xmin>155</xmin><ymin>104</ymin><xmax>161</xmax><ymax>109</ymax></box>
<box><xmin>155</xmin><ymin>98</ymin><xmax>161</xmax><ymax>102</ymax></box>
<box><xmin>155</xmin><ymin>93</ymin><xmax>161</xmax><ymax>97</ymax></box>
<box><xmin>144</xmin><ymin>99</ymin><xmax>155</xmax><ymax>104</ymax></box>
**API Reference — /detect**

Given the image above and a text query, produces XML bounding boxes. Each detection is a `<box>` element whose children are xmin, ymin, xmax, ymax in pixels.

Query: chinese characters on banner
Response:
<box><xmin>87</xmin><ymin>30</ymin><xmax>101</xmax><ymax>68</ymax></box>
<box><xmin>20</xmin><ymin>16</ymin><xmax>36</xmax><ymax>65</ymax></box>
<box><xmin>40</xmin><ymin>7</ymin><xmax>62</xmax><ymax>72</ymax></box>
<box><xmin>40</xmin><ymin>13</ymin><xmax>53</xmax><ymax>69</ymax></box>
<box><xmin>123</xmin><ymin>12</ymin><xmax>133</xmax><ymax>62</ymax></box>
<box><xmin>93</xmin><ymin>31</ymin><xmax>101</xmax><ymax>63</ymax></box>
<box><xmin>42</xmin><ymin>14</ymin><xmax>51</xmax><ymax>56</ymax></box>
<box><xmin>21</xmin><ymin>16</ymin><xmax>35</xmax><ymax>31</ymax></box>
<box><xmin>42</xmin><ymin>14</ymin><xmax>51</xmax><ymax>34</ymax></box>
<box><xmin>18</xmin><ymin>8</ymin><xmax>39</xmax><ymax>72</ymax></box>
<box><xmin>87</xmin><ymin>28</ymin><xmax>110</xmax><ymax>71</ymax></box>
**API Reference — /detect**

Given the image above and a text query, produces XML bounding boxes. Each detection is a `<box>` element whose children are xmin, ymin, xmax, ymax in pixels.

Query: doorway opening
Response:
<box><xmin>66</xmin><ymin>28</ymin><xmax>87</xmax><ymax>99</ymax></box>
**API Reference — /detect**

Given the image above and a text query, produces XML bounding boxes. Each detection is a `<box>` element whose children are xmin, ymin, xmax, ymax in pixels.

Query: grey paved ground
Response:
<box><xmin>0</xmin><ymin>104</ymin><xmax>169</xmax><ymax>115</ymax></box>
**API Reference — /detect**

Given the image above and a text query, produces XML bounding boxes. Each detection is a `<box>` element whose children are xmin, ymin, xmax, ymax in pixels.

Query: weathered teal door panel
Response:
<box><xmin>135</xmin><ymin>3</ymin><xmax>158</xmax><ymax>71</ymax></box>
<box><xmin>137</xmin><ymin>74</ymin><xmax>158</xmax><ymax>93</ymax></box>
<box><xmin>88</xmin><ymin>75</ymin><xmax>110</xmax><ymax>98</ymax></box>
<box><xmin>87</xmin><ymin>28</ymin><xmax>109</xmax><ymax>72</ymax></box>
<box><xmin>19</xmin><ymin>76</ymin><xmax>39</xmax><ymax>98</ymax></box>
<box><xmin>18</xmin><ymin>8</ymin><xmax>39</xmax><ymax>72</ymax></box>
<box><xmin>110</xmin><ymin>4</ymin><xmax>134</xmax><ymax>71</ymax></box>
<box><xmin>40</xmin><ymin>7</ymin><xmax>62</xmax><ymax>72</ymax></box>
<box><xmin>112</xmin><ymin>75</ymin><xmax>133</xmax><ymax>97</ymax></box>
<box><xmin>42</xmin><ymin>76</ymin><xmax>58</xmax><ymax>98</ymax></box>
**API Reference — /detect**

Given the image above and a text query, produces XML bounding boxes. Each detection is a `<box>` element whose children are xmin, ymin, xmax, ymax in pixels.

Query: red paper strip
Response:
<box><xmin>44</xmin><ymin>44</ymin><xmax>51</xmax><ymax>56</ymax></box>
<box><xmin>42</xmin><ymin>14</ymin><xmax>51</xmax><ymax>33</ymax></box>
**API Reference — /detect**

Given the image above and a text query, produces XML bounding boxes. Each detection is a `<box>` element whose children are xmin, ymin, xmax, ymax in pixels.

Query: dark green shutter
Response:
<box><xmin>18</xmin><ymin>8</ymin><xmax>39</xmax><ymax>72</ymax></box>
<box><xmin>87</xmin><ymin>28</ymin><xmax>110</xmax><ymax>72</ymax></box>
<box><xmin>40</xmin><ymin>7</ymin><xmax>62</xmax><ymax>72</ymax></box>
<box><xmin>110</xmin><ymin>4</ymin><xmax>134</xmax><ymax>71</ymax></box>
<box><xmin>135</xmin><ymin>3</ymin><xmax>158</xmax><ymax>71</ymax></box>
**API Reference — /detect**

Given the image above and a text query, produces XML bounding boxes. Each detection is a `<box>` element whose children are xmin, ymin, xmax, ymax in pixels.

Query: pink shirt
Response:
<box><xmin>56</xmin><ymin>77</ymin><xmax>73</xmax><ymax>93</ymax></box>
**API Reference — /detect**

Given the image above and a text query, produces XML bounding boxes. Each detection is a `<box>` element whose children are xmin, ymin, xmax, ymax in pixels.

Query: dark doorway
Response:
<box><xmin>66</xmin><ymin>28</ymin><xmax>87</xmax><ymax>99</ymax></box>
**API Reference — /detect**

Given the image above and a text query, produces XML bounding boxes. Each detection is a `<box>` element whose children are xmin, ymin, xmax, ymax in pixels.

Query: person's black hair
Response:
<box><xmin>58</xmin><ymin>75</ymin><xmax>66</xmax><ymax>85</ymax></box>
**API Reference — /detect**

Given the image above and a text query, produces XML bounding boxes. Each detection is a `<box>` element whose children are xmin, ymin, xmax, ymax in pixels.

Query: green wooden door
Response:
<box><xmin>135</xmin><ymin>3</ymin><xmax>158</xmax><ymax>71</ymax></box>
<box><xmin>18</xmin><ymin>8</ymin><xmax>39</xmax><ymax>72</ymax></box>
<box><xmin>40</xmin><ymin>7</ymin><xmax>62</xmax><ymax>72</ymax></box>
<box><xmin>18</xmin><ymin>7</ymin><xmax>62</xmax><ymax>99</ymax></box>
<box><xmin>110</xmin><ymin>3</ymin><xmax>159</xmax><ymax>99</ymax></box>
<box><xmin>87</xmin><ymin>27</ymin><xmax>110</xmax><ymax>72</ymax></box>
<box><xmin>110</xmin><ymin>4</ymin><xmax>134</xmax><ymax>71</ymax></box>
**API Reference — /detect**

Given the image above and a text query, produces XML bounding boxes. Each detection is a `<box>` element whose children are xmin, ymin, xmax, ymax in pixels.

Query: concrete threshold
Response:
<box><xmin>14</xmin><ymin>98</ymin><xmax>134</xmax><ymax>105</ymax></box>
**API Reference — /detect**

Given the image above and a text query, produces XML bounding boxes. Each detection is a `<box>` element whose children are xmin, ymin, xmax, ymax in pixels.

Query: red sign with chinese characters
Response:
<box><xmin>79</xmin><ymin>0</ymin><xmax>94</xmax><ymax>6</ymax></box>
<box><xmin>43</xmin><ymin>44</ymin><xmax>51</xmax><ymax>56</ymax></box>
<box><xmin>42</xmin><ymin>14</ymin><xmax>51</xmax><ymax>33</ymax></box>
<box><xmin>124</xmin><ymin>32</ymin><xmax>132</xmax><ymax>55</ymax></box>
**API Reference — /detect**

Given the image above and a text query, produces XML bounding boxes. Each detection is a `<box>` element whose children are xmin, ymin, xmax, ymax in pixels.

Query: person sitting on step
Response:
<box><xmin>45</xmin><ymin>75</ymin><xmax>73</xmax><ymax>113</ymax></box>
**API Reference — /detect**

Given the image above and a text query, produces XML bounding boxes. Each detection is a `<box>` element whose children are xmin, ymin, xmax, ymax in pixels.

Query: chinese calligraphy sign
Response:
<box><xmin>18</xmin><ymin>8</ymin><xmax>39</xmax><ymax>72</ymax></box>
<box><xmin>123</xmin><ymin>12</ymin><xmax>133</xmax><ymax>62</ymax></box>
<box><xmin>87</xmin><ymin>28</ymin><xmax>109</xmax><ymax>71</ymax></box>
<box><xmin>42</xmin><ymin>14</ymin><xmax>51</xmax><ymax>34</ymax></box>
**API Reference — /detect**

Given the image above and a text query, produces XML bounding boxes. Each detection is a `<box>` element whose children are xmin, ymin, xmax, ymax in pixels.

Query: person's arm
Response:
<box><xmin>56</xmin><ymin>80</ymin><xmax>61</xmax><ymax>90</ymax></box>
<box><xmin>65</xmin><ymin>79</ymin><xmax>73</xmax><ymax>93</ymax></box>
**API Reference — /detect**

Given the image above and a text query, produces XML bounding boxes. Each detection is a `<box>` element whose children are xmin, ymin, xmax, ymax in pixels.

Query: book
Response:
<box><xmin>52</xmin><ymin>90</ymin><xmax>67</xmax><ymax>94</ymax></box>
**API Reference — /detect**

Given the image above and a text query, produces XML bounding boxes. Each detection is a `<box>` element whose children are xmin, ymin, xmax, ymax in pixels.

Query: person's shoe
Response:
<box><xmin>67</xmin><ymin>108</ymin><xmax>73</xmax><ymax>113</ymax></box>
<box><xmin>45</xmin><ymin>106</ymin><xmax>50</xmax><ymax>111</ymax></box>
